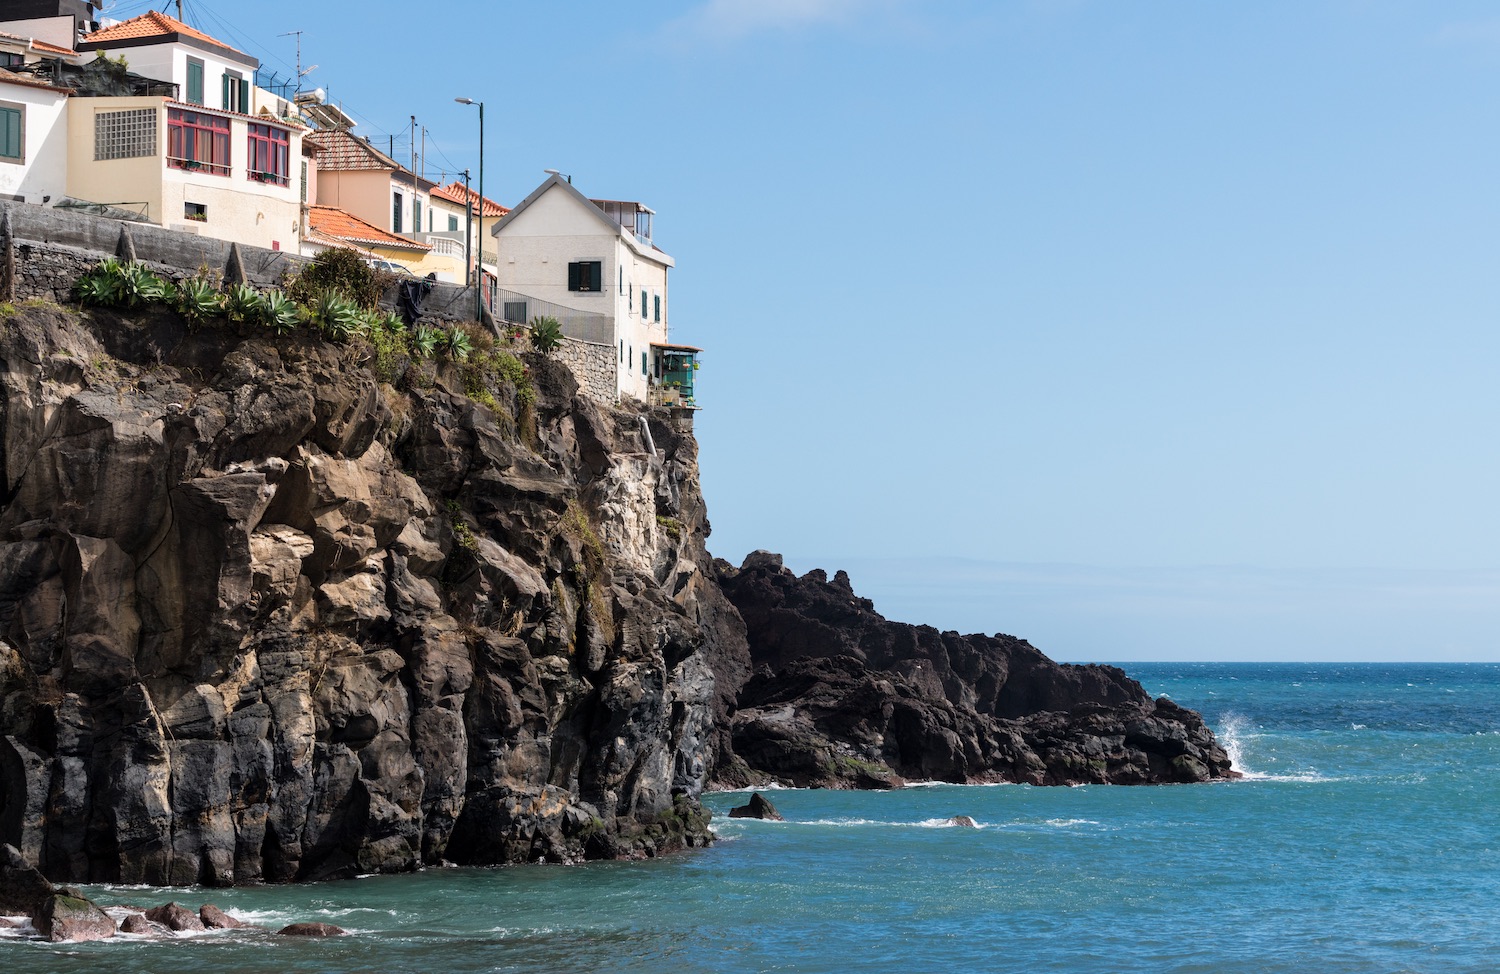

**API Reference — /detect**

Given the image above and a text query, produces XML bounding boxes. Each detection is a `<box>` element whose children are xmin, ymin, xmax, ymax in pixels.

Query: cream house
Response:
<box><xmin>59</xmin><ymin>12</ymin><xmax>303</xmax><ymax>249</ymax></box>
<box><xmin>491</xmin><ymin>174</ymin><xmax>685</xmax><ymax>403</ymax></box>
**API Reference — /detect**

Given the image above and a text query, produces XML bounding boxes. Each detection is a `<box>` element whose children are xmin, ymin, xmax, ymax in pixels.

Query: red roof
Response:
<box><xmin>430</xmin><ymin>181</ymin><xmax>508</xmax><ymax>218</ymax></box>
<box><xmin>86</xmin><ymin>11</ymin><xmax>245</xmax><ymax>58</ymax></box>
<box><xmin>306</xmin><ymin>205</ymin><xmax>431</xmax><ymax>254</ymax></box>
<box><xmin>305</xmin><ymin>129</ymin><xmax>398</xmax><ymax>172</ymax></box>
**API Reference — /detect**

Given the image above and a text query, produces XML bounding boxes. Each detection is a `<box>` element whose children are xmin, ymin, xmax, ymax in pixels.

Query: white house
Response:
<box><xmin>490</xmin><ymin>174</ymin><xmax>686</xmax><ymax>404</ymax></box>
<box><xmin>0</xmin><ymin>67</ymin><xmax>71</xmax><ymax>205</ymax></box>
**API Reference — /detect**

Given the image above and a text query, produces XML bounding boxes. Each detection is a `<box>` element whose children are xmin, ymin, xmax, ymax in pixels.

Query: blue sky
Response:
<box><xmin>126</xmin><ymin>0</ymin><xmax>1500</xmax><ymax>661</ymax></box>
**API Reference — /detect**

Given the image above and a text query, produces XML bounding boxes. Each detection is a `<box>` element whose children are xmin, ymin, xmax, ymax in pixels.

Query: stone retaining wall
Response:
<box><xmin>552</xmin><ymin>336</ymin><xmax>618</xmax><ymax>404</ymax></box>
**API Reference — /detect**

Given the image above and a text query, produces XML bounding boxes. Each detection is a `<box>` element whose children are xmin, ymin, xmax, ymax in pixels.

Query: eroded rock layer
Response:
<box><xmin>0</xmin><ymin>306</ymin><xmax>742</xmax><ymax>883</ymax></box>
<box><xmin>713</xmin><ymin>552</ymin><xmax>1234</xmax><ymax>788</ymax></box>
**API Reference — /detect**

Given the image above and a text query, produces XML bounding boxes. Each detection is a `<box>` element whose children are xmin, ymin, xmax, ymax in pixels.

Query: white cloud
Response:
<box><xmin>667</xmin><ymin>0</ymin><xmax>901</xmax><ymax>40</ymax></box>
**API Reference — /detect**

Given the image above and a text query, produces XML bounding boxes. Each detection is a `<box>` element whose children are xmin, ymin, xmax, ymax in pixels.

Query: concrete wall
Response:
<box><xmin>0</xmin><ymin>80</ymin><xmax>69</xmax><ymax>206</ymax></box>
<box><xmin>65</xmin><ymin>96</ymin><xmax>163</xmax><ymax>218</ymax></box>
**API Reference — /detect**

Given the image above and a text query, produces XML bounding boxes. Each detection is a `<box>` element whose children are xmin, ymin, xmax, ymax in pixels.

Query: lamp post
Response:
<box><xmin>460</xmin><ymin>167</ymin><xmax>472</xmax><ymax>292</ymax></box>
<box><xmin>455</xmin><ymin>97</ymin><xmax>484</xmax><ymax>324</ymax></box>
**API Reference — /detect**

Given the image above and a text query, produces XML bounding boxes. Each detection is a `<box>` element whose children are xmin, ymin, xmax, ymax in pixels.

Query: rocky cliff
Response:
<box><xmin>0</xmin><ymin>300</ymin><xmax>1232</xmax><ymax>890</ymax></box>
<box><xmin>0</xmin><ymin>303</ymin><xmax>740</xmax><ymax>884</ymax></box>
<box><xmin>711</xmin><ymin>553</ymin><xmax>1234</xmax><ymax>788</ymax></box>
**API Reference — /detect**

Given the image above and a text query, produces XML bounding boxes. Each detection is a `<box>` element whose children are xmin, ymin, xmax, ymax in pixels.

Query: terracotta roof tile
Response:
<box><xmin>304</xmin><ymin>129</ymin><xmax>398</xmax><ymax>172</ymax></box>
<box><xmin>0</xmin><ymin>66</ymin><xmax>72</xmax><ymax>94</ymax></box>
<box><xmin>430</xmin><ymin>181</ymin><xmax>508</xmax><ymax>218</ymax></box>
<box><xmin>306</xmin><ymin>205</ymin><xmax>431</xmax><ymax>253</ymax></box>
<box><xmin>86</xmin><ymin>11</ymin><xmax>245</xmax><ymax>57</ymax></box>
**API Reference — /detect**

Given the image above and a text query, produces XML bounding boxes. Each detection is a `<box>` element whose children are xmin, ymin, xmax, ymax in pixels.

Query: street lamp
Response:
<box><xmin>455</xmin><ymin>96</ymin><xmax>484</xmax><ymax>324</ymax></box>
<box><xmin>460</xmin><ymin>167</ymin><xmax>472</xmax><ymax>293</ymax></box>
<box><xmin>543</xmin><ymin>168</ymin><xmax>572</xmax><ymax>185</ymax></box>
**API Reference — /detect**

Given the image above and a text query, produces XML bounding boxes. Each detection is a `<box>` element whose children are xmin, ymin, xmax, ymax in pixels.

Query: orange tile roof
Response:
<box><xmin>304</xmin><ymin>129</ymin><xmax>398</xmax><ymax>172</ymax></box>
<box><xmin>306</xmin><ymin>205</ymin><xmax>432</xmax><ymax>253</ymax></box>
<box><xmin>86</xmin><ymin>11</ymin><xmax>245</xmax><ymax>57</ymax></box>
<box><xmin>430</xmin><ymin>181</ymin><xmax>509</xmax><ymax>218</ymax></box>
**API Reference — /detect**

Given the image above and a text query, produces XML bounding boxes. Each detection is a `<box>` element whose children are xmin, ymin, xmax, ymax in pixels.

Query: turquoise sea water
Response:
<box><xmin>5</xmin><ymin>663</ymin><xmax>1499</xmax><ymax>973</ymax></box>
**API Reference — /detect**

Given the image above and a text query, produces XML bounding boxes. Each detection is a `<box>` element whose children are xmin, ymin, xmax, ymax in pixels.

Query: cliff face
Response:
<box><xmin>713</xmin><ymin>553</ymin><xmax>1234</xmax><ymax>788</ymax></box>
<box><xmin>0</xmin><ymin>304</ymin><xmax>744</xmax><ymax>884</ymax></box>
<box><xmin>0</xmin><ymin>300</ymin><xmax>1234</xmax><ymax>889</ymax></box>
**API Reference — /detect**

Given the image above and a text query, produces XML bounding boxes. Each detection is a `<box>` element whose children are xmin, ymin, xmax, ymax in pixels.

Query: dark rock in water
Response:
<box><xmin>715</xmin><ymin>555</ymin><xmax>1236</xmax><ymax>788</ymax></box>
<box><xmin>120</xmin><ymin>913</ymin><xmax>155</xmax><ymax>934</ymax></box>
<box><xmin>727</xmin><ymin>792</ymin><xmax>784</xmax><ymax>821</ymax></box>
<box><xmin>199</xmin><ymin>903</ymin><xmax>245</xmax><ymax>929</ymax></box>
<box><xmin>144</xmin><ymin>902</ymin><xmax>205</xmax><ymax>932</ymax></box>
<box><xmin>279</xmin><ymin>921</ymin><xmax>346</xmax><ymax>937</ymax></box>
<box><xmin>948</xmin><ymin>816</ymin><xmax>977</xmax><ymax>828</ymax></box>
<box><xmin>36</xmin><ymin>893</ymin><xmax>115</xmax><ymax>942</ymax></box>
<box><xmin>0</xmin><ymin>843</ymin><xmax>55</xmax><ymax>915</ymax></box>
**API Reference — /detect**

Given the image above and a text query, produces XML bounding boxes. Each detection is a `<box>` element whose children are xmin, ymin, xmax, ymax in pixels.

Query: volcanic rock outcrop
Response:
<box><xmin>713</xmin><ymin>552</ymin><xmax>1234</xmax><ymax>787</ymax></box>
<box><xmin>0</xmin><ymin>304</ymin><xmax>739</xmax><ymax>884</ymax></box>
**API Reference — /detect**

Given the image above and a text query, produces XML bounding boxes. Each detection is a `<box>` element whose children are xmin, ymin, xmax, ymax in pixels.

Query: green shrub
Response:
<box><xmin>410</xmin><ymin>324</ymin><xmax>441</xmax><ymax>359</ymax></box>
<box><xmin>303</xmin><ymin>290</ymin><xmax>363</xmax><ymax>340</ymax></box>
<box><xmin>75</xmin><ymin>259</ymin><xmax>173</xmax><ymax>309</ymax></box>
<box><xmin>285</xmin><ymin>248</ymin><xmax>386</xmax><ymax>310</ymax></box>
<box><xmin>443</xmin><ymin>326</ymin><xmax>473</xmax><ymax>362</ymax></box>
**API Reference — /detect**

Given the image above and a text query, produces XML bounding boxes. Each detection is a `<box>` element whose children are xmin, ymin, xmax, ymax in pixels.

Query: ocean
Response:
<box><xmin>5</xmin><ymin>663</ymin><xmax>1498</xmax><ymax>973</ymax></box>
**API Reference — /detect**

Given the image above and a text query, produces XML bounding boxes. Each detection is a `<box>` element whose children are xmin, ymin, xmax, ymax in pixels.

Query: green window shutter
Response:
<box><xmin>641</xmin><ymin>351</ymin><xmax>647</xmax><ymax>376</ymax></box>
<box><xmin>392</xmin><ymin>192</ymin><xmax>402</xmax><ymax>233</ymax></box>
<box><xmin>449</xmin><ymin>215</ymin><xmax>458</xmax><ymax>231</ymax></box>
<box><xmin>0</xmin><ymin>107</ymin><xmax>20</xmax><ymax>159</ymax></box>
<box><xmin>568</xmin><ymin>262</ymin><xmax>582</xmax><ymax>290</ymax></box>
<box><xmin>589</xmin><ymin>262</ymin><xmax>602</xmax><ymax>291</ymax></box>
<box><xmin>221</xmin><ymin>73</ymin><xmax>228</xmax><ymax>110</ymax></box>
<box><xmin>414</xmin><ymin>199</ymin><xmax>422</xmax><ymax>234</ymax></box>
<box><xmin>654</xmin><ymin>295</ymin><xmax>660</xmax><ymax>322</ymax></box>
<box><xmin>187</xmin><ymin>60</ymin><xmax>203</xmax><ymax>104</ymax></box>
<box><xmin>239</xmin><ymin>78</ymin><xmax>250</xmax><ymax>113</ymax></box>
<box><xmin>641</xmin><ymin>290</ymin><xmax>647</xmax><ymax>319</ymax></box>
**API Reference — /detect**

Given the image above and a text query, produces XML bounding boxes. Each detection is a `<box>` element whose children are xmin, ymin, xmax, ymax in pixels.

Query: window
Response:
<box><xmin>300</xmin><ymin>160</ymin><xmax>308</xmax><ymax>202</ymax></box>
<box><xmin>641</xmin><ymin>289</ymin><xmax>647</xmax><ymax>320</ymax></box>
<box><xmin>0</xmin><ymin>105</ymin><xmax>21</xmax><ymax>163</ymax></box>
<box><xmin>247</xmin><ymin>123</ymin><xmax>289</xmax><ymax>185</ymax></box>
<box><xmin>184</xmin><ymin>202</ymin><xmax>206</xmax><ymax>222</ymax></box>
<box><xmin>618</xmin><ymin>266</ymin><xmax>623</xmax><ymax>295</ymax></box>
<box><xmin>413</xmin><ymin>199</ymin><xmax>422</xmax><ymax>237</ymax></box>
<box><xmin>448</xmin><ymin>215</ymin><xmax>458</xmax><ymax>231</ymax></box>
<box><xmin>619</xmin><ymin>339</ymin><xmax>624</xmax><ymax>363</ymax></box>
<box><xmin>503</xmin><ymin>301</ymin><xmax>527</xmax><ymax>323</ymax></box>
<box><xmin>654</xmin><ymin>294</ymin><xmax>661</xmax><ymax>323</ymax></box>
<box><xmin>186</xmin><ymin>58</ymin><xmax>204</xmax><ymax>105</ymax></box>
<box><xmin>221</xmin><ymin>71</ymin><xmax>248</xmax><ymax>113</ymax></box>
<box><xmin>167</xmin><ymin>108</ymin><xmax>229</xmax><ymax>175</ymax></box>
<box><xmin>393</xmin><ymin>191</ymin><xmax>403</xmax><ymax>233</ymax></box>
<box><xmin>567</xmin><ymin>260</ymin><xmax>602</xmax><ymax>292</ymax></box>
<box><xmin>0</xmin><ymin>54</ymin><xmax>22</xmax><ymax>69</ymax></box>
<box><xmin>641</xmin><ymin>351</ymin><xmax>647</xmax><ymax>376</ymax></box>
<box><xmin>95</xmin><ymin>108</ymin><xmax>156</xmax><ymax>161</ymax></box>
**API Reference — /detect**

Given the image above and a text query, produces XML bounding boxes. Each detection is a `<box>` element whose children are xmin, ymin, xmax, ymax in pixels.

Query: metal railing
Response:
<box><xmin>491</xmin><ymin>286</ymin><xmax>614</xmax><ymax>345</ymax></box>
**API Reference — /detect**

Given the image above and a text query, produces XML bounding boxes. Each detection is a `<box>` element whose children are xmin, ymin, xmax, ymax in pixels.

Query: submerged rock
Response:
<box><xmin>279</xmin><ymin>921</ymin><xmax>346</xmax><ymax>937</ymax></box>
<box><xmin>948</xmin><ymin>816</ymin><xmax>977</xmax><ymax>828</ymax></box>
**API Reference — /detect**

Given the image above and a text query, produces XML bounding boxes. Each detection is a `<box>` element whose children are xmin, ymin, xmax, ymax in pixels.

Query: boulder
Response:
<box><xmin>144</xmin><ymin>901</ymin><xmax>206</xmax><ymax>932</ymax></box>
<box><xmin>278</xmin><ymin>921</ymin><xmax>346</xmax><ymax>937</ymax></box>
<box><xmin>35</xmin><ymin>893</ymin><xmax>115</xmax><ymax>942</ymax></box>
<box><xmin>948</xmin><ymin>816</ymin><xmax>978</xmax><ymax>828</ymax></box>
<box><xmin>727</xmin><ymin>792</ymin><xmax>784</xmax><ymax>821</ymax></box>
<box><xmin>119</xmin><ymin>913</ymin><xmax>155</xmax><ymax>934</ymax></box>
<box><xmin>0</xmin><ymin>843</ymin><xmax>54</xmax><ymax>915</ymax></box>
<box><xmin>199</xmin><ymin>903</ymin><xmax>245</xmax><ymax>929</ymax></box>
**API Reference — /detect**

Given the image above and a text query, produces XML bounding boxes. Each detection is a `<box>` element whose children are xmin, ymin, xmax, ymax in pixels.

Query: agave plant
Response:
<box><xmin>529</xmin><ymin>314</ymin><xmax>563</xmax><ymax>354</ymax></box>
<box><xmin>378</xmin><ymin>311</ymin><xmax>407</xmax><ymax>338</ymax></box>
<box><xmin>443</xmin><ymin>326</ymin><xmax>474</xmax><ymax>362</ymax></box>
<box><xmin>118</xmin><ymin>261</ymin><xmax>172</xmax><ymax>308</ymax></box>
<box><xmin>306</xmin><ymin>290</ymin><xmax>363</xmax><ymax>340</ymax></box>
<box><xmin>175</xmin><ymin>275</ymin><xmax>224</xmax><ymax>326</ymax></box>
<box><xmin>410</xmin><ymin>324</ymin><xmax>441</xmax><ymax>359</ymax></box>
<box><xmin>261</xmin><ymin>289</ymin><xmax>299</xmax><ymax>335</ymax></box>
<box><xmin>223</xmin><ymin>282</ymin><xmax>266</xmax><ymax>324</ymax></box>
<box><xmin>74</xmin><ymin>260</ymin><xmax>124</xmax><ymax>307</ymax></box>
